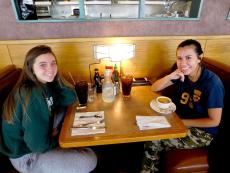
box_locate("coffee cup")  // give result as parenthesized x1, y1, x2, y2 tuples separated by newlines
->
(156, 96, 172, 109)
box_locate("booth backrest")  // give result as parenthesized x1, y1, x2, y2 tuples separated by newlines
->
(0, 65, 22, 115)
(202, 58, 230, 120)
(204, 58, 230, 172)
(0, 65, 21, 173)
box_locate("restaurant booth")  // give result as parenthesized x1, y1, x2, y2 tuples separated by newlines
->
(0, 36, 229, 172)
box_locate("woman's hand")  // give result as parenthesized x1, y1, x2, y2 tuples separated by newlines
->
(152, 69, 185, 92)
(168, 69, 185, 82)
(52, 128, 59, 137)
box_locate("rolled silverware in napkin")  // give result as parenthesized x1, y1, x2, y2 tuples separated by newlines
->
(72, 126, 105, 130)
(73, 120, 105, 128)
(78, 114, 102, 119)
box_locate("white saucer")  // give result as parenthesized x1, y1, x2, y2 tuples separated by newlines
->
(150, 99, 176, 114)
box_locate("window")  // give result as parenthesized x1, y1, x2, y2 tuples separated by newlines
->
(11, 0, 203, 22)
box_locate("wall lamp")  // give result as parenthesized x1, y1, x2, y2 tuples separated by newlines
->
(93, 43, 135, 62)
(89, 43, 135, 84)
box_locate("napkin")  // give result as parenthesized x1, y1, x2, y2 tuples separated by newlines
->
(136, 115, 171, 130)
(71, 111, 105, 136)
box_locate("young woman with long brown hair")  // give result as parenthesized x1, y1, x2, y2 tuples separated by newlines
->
(1, 45, 97, 173)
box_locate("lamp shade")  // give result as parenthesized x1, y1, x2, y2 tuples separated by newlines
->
(94, 44, 135, 61)
(94, 45, 110, 60)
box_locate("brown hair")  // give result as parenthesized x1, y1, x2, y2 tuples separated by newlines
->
(3, 45, 73, 123)
(177, 39, 203, 60)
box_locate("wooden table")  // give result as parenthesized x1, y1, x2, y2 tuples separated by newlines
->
(59, 86, 188, 148)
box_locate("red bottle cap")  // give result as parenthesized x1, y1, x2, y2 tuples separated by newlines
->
(105, 65, 113, 70)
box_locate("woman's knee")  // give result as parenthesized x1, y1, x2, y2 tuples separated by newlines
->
(82, 148, 98, 172)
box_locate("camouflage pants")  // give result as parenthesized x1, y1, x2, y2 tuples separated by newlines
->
(141, 127, 213, 173)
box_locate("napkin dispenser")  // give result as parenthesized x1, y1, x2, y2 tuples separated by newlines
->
(132, 77, 152, 86)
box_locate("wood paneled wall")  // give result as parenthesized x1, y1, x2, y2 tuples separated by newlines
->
(0, 36, 230, 83)
(0, 45, 12, 67)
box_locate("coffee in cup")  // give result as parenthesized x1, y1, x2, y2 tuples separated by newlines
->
(156, 96, 172, 109)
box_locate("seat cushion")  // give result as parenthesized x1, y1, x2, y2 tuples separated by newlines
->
(164, 148, 208, 173)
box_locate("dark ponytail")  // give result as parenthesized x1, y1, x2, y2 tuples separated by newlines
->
(177, 39, 203, 56)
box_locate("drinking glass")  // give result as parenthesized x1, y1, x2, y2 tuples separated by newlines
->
(88, 83, 96, 102)
(75, 81, 88, 107)
(121, 75, 133, 97)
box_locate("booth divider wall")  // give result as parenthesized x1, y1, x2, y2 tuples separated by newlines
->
(0, 36, 230, 82)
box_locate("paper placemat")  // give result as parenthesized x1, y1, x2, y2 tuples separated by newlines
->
(71, 111, 105, 136)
